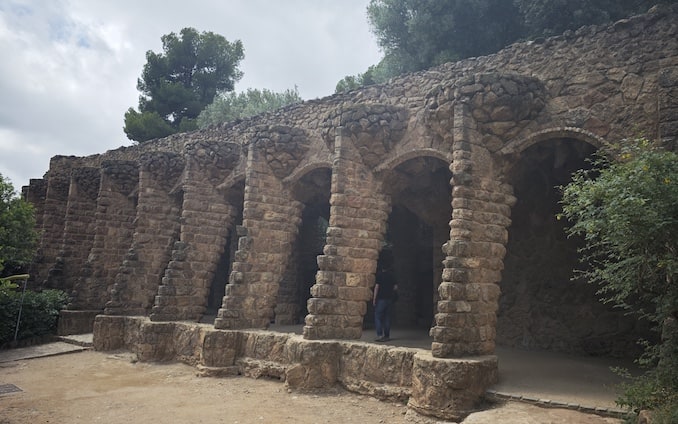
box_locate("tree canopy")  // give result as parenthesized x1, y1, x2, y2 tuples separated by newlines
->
(124, 27, 244, 142)
(367, 0, 524, 74)
(516, 0, 664, 38)
(0, 174, 37, 277)
(197, 87, 302, 129)
(560, 138, 677, 421)
(337, 0, 676, 92)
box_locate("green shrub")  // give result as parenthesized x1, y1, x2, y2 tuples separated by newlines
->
(560, 137, 678, 421)
(0, 279, 68, 346)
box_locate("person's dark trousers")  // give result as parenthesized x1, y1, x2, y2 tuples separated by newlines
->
(374, 299, 392, 340)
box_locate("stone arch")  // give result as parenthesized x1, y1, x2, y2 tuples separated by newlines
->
(275, 166, 332, 325)
(498, 127, 608, 157)
(375, 154, 453, 335)
(203, 177, 245, 321)
(283, 161, 333, 186)
(498, 134, 648, 357)
(373, 148, 452, 176)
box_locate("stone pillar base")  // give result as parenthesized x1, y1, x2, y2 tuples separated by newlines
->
(57, 310, 101, 335)
(92, 315, 128, 351)
(408, 352, 498, 422)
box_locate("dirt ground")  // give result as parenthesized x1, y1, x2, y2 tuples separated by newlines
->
(0, 350, 623, 424)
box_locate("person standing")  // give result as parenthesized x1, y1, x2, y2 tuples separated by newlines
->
(373, 256, 397, 342)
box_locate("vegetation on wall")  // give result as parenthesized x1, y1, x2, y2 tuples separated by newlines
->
(197, 87, 302, 129)
(124, 27, 245, 142)
(0, 173, 66, 346)
(0, 173, 37, 277)
(336, 0, 678, 92)
(0, 279, 68, 346)
(560, 138, 678, 422)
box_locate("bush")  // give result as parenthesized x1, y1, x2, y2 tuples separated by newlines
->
(560, 137, 678, 421)
(0, 279, 69, 346)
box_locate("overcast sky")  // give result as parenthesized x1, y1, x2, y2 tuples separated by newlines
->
(0, 0, 382, 190)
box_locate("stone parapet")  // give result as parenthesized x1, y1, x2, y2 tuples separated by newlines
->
(93, 315, 496, 422)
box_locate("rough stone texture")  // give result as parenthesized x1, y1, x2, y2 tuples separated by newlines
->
(94, 315, 492, 420)
(60, 167, 100, 306)
(105, 152, 184, 316)
(151, 141, 241, 322)
(57, 310, 100, 335)
(23, 7, 678, 421)
(74, 160, 138, 313)
(409, 352, 498, 421)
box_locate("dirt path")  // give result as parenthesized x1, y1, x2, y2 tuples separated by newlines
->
(0, 350, 623, 424)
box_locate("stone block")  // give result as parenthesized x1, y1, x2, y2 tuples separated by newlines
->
(58, 310, 101, 335)
(408, 352, 498, 421)
(309, 283, 338, 298)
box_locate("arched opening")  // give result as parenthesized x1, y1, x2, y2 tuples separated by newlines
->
(204, 180, 245, 319)
(275, 167, 331, 325)
(499, 138, 648, 357)
(375, 156, 452, 336)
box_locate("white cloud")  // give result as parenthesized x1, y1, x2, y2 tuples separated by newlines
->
(0, 0, 381, 189)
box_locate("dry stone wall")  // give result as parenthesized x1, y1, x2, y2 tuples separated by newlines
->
(22, 6, 678, 420)
(75, 160, 139, 310)
(59, 167, 100, 303)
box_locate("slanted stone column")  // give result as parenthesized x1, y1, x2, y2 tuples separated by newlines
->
(274, 239, 301, 325)
(71, 160, 138, 310)
(303, 127, 390, 340)
(105, 152, 183, 316)
(659, 65, 678, 148)
(38, 157, 79, 289)
(60, 161, 138, 335)
(58, 167, 100, 299)
(215, 137, 303, 329)
(23, 179, 47, 289)
(431, 102, 516, 358)
(23, 179, 47, 231)
(152, 141, 241, 322)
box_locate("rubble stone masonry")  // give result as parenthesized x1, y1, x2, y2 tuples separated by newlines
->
(24, 6, 678, 420)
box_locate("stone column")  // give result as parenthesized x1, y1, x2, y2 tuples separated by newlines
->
(152, 141, 241, 322)
(274, 238, 301, 325)
(431, 103, 516, 358)
(59, 167, 100, 299)
(23, 178, 47, 231)
(38, 157, 78, 289)
(303, 127, 390, 340)
(23, 179, 47, 289)
(214, 140, 303, 329)
(72, 160, 138, 310)
(659, 65, 678, 148)
(105, 152, 183, 316)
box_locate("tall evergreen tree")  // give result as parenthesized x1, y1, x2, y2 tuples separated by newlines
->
(124, 28, 244, 142)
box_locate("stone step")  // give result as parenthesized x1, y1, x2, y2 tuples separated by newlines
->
(57, 333, 94, 348)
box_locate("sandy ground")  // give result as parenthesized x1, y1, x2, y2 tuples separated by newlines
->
(0, 350, 624, 424)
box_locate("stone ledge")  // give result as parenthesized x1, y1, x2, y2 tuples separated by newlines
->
(58, 310, 101, 336)
(93, 315, 497, 421)
(485, 389, 632, 419)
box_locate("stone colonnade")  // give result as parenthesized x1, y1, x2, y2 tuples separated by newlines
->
(21, 6, 678, 420)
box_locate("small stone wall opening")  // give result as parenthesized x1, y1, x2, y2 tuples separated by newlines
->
(376, 157, 452, 335)
(204, 182, 244, 321)
(276, 167, 331, 325)
(499, 138, 650, 357)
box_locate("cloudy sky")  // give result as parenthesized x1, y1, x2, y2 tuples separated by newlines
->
(0, 0, 382, 190)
